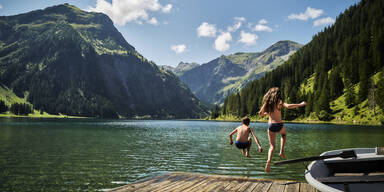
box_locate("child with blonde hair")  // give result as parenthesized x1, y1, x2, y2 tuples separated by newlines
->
(259, 87, 306, 173)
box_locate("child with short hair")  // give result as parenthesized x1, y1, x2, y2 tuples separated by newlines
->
(258, 87, 306, 173)
(229, 116, 263, 157)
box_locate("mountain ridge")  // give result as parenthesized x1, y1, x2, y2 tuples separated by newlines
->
(177, 40, 302, 104)
(0, 3, 207, 118)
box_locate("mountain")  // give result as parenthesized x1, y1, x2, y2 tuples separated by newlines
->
(0, 4, 207, 118)
(178, 40, 302, 104)
(221, 0, 384, 124)
(162, 62, 200, 76)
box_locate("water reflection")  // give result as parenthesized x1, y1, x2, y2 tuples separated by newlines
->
(0, 119, 383, 191)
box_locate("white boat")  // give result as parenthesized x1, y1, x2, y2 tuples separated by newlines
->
(305, 148, 384, 192)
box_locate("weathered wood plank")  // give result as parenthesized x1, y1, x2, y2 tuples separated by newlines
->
(193, 178, 226, 191)
(183, 178, 218, 192)
(135, 174, 187, 192)
(299, 182, 316, 192)
(284, 181, 300, 192)
(154, 175, 200, 192)
(251, 180, 272, 192)
(268, 180, 286, 192)
(236, 181, 254, 192)
(109, 174, 173, 192)
(171, 176, 210, 191)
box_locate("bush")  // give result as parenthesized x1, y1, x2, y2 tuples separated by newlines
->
(317, 110, 333, 121)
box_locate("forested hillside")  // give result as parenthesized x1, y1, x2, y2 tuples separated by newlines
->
(220, 0, 384, 124)
(0, 4, 207, 118)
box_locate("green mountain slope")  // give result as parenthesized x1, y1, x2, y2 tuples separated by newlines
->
(178, 40, 302, 104)
(221, 0, 384, 124)
(0, 4, 207, 118)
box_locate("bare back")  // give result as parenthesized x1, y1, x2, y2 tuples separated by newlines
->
(236, 125, 251, 142)
(266, 101, 283, 123)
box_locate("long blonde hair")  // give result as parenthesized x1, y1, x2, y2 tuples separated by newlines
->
(262, 87, 282, 113)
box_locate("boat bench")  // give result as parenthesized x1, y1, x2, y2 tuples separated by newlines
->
(317, 175, 384, 183)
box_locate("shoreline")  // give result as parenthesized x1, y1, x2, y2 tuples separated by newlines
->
(0, 114, 383, 126)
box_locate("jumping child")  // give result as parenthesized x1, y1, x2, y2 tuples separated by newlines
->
(229, 116, 263, 157)
(258, 87, 306, 173)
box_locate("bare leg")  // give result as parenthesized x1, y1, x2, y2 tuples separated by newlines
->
(279, 126, 287, 159)
(246, 137, 252, 157)
(241, 149, 246, 155)
(265, 130, 276, 173)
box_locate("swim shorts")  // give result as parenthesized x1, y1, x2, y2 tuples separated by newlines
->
(235, 141, 250, 149)
(268, 123, 284, 133)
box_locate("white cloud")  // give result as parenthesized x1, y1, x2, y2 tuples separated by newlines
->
(0, 4, 3, 9)
(234, 17, 246, 22)
(162, 4, 172, 13)
(254, 19, 272, 32)
(214, 32, 232, 52)
(227, 17, 246, 32)
(255, 24, 272, 32)
(239, 31, 257, 46)
(258, 18, 268, 25)
(171, 44, 186, 54)
(147, 17, 158, 25)
(87, 0, 172, 26)
(197, 22, 217, 37)
(313, 17, 335, 27)
(288, 7, 323, 20)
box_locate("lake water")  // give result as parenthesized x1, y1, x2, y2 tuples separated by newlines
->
(0, 119, 383, 191)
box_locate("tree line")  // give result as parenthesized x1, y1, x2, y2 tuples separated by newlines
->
(219, 0, 384, 121)
(0, 100, 34, 115)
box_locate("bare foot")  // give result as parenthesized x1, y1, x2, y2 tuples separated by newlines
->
(242, 149, 246, 155)
(265, 161, 271, 173)
(246, 151, 251, 157)
(279, 152, 286, 159)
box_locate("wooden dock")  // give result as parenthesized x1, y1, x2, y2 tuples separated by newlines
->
(108, 172, 318, 192)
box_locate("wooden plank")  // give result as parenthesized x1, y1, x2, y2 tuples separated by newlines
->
(170, 176, 210, 191)
(252, 180, 272, 192)
(210, 179, 232, 192)
(299, 183, 316, 192)
(224, 179, 242, 191)
(194, 178, 226, 191)
(267, 180, 286, 192)
(110, 174, 173, 192)
(236, 181, 255, 192)
(284, 181, 300, 192)
(242, 182, 260, 192)
(183, 177, 217, 192)
(154, 175, 200, 192)
(136, 174, 187, 192)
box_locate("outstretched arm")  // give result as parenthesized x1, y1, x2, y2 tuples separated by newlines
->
(283, 101, 307, 109)
(250, 128, 263, 152)
(229, 129, 237, 145)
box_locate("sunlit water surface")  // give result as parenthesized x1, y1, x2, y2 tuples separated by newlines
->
(0, 118, 383, 191)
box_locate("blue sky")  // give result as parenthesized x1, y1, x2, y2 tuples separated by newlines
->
(0, 0, 360, 67)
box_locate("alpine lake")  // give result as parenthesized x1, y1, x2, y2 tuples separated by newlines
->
(0, 118, 383, 191)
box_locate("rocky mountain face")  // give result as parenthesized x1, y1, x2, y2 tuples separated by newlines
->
(0, 4, 207, 118)
(162, 62, 200, 76)
(178, 41, 302, 104)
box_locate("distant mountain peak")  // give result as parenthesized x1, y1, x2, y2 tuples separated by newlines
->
(179, 40, 303, 104)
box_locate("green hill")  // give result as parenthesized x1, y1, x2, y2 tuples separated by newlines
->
(0, 4, 207, 118)
(220, 0, 384, 125)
